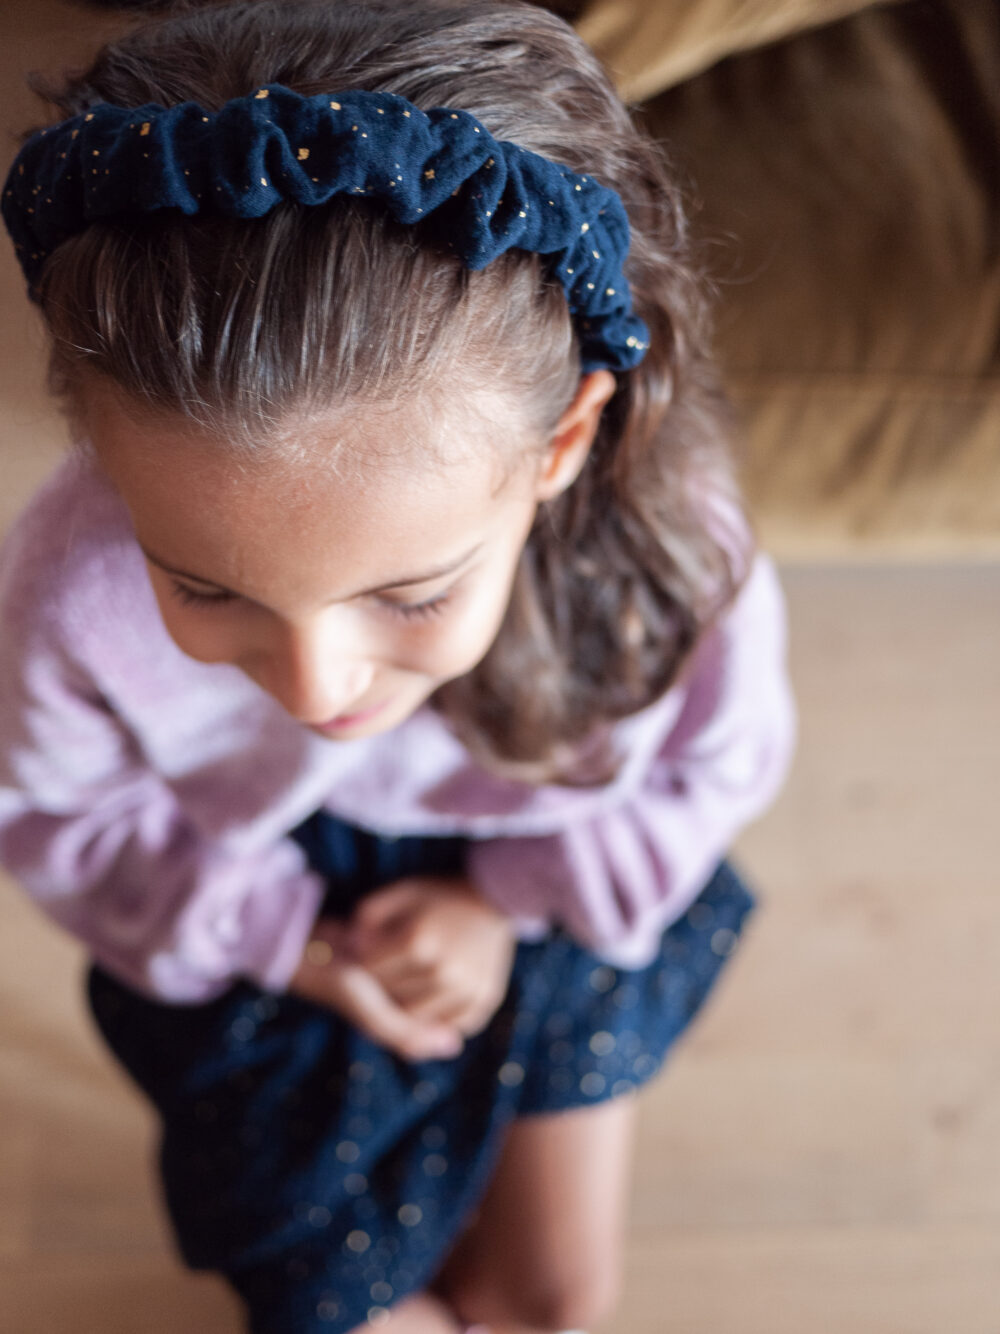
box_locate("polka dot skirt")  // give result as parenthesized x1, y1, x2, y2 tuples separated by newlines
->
(85, 811, 757, 1334)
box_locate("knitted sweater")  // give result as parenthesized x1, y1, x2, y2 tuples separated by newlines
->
(0, 455, 797, 1002)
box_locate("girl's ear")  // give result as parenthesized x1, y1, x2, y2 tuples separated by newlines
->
(534, 369, 617, 502)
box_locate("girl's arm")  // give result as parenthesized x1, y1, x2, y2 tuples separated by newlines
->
(0, 609, 325, 1004)
(0, 626, 476, 1060)
(464, 552, 797, 965)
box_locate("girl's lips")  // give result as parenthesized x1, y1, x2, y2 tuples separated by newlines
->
(315, 696, 392, 731)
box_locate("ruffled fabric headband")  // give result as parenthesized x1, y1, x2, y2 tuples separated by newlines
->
(1, 83, 650, 372)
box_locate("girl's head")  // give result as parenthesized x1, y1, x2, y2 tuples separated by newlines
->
(86, 366, 616, 742)
(16, 0, 752, 783)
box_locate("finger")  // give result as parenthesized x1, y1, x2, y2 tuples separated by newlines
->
(457, 1002, 503, 1039)
(401, 989, 478, 1026)
(404, 986, 506, 1037)
(351, 929, 422, 971)
(379, 972, 440, 1005)
(351, 883, 425, 933)
(347, 899, 428, 966)
(333, 964, 464, 1062)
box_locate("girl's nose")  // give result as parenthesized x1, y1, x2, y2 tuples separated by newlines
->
(259, 620, 376, 724)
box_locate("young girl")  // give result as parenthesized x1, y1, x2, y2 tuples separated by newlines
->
(0, 2, 796, 1332)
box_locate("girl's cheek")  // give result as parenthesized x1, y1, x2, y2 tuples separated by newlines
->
(408, 585, 510, 678)
(152, 596, 245, 665)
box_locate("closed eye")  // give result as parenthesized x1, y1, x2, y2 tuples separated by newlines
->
(168, 579, 456, 620)
(380, 589, 455, 620)
(169, 581, 235, 609)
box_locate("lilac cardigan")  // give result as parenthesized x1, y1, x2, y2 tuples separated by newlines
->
(0, 455, 797, 1002)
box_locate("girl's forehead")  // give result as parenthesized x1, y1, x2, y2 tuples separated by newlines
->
(82, 384, 540, 593)
(82, 381, 535, 501)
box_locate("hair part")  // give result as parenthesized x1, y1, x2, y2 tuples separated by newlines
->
(30, 0, 754, 785)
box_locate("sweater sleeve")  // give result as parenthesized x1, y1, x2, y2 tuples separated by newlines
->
(465, 552, 797, 966)
(0, 565, 325, 1005)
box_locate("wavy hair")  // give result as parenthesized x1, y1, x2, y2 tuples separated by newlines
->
(27, 0, 755, 785)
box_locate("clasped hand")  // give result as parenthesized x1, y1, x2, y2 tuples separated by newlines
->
(288, 876, 516, 1063)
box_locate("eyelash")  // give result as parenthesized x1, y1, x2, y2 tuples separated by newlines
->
(169, 583, 235, 609)
(387, 589, 454, 620)
(168, 581, 454, 620)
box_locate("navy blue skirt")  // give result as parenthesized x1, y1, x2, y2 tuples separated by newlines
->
(85, 813, 758, 1334)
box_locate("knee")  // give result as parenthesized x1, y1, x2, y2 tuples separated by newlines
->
(515, 1267, 622, 1332)
(451, 1257, 622, 1332)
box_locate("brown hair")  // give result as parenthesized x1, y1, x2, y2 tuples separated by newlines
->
(28, 0, 754, 785)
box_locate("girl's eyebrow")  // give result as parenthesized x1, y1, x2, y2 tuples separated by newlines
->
(138, 541, 485, 600)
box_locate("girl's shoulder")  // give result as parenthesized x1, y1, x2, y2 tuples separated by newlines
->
(0, 451, 144, 652)
(670, 544, 790, 721)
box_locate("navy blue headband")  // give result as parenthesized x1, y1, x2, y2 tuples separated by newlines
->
(1, 84, 650, 372)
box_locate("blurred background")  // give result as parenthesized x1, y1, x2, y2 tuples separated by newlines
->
(1, 0, 998, 1330)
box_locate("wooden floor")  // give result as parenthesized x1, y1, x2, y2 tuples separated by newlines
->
(3, 3, 1000, 1333)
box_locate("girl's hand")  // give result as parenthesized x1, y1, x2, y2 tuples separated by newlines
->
(288, 917, 466, 1064)
(346, 876, 516, 1039)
